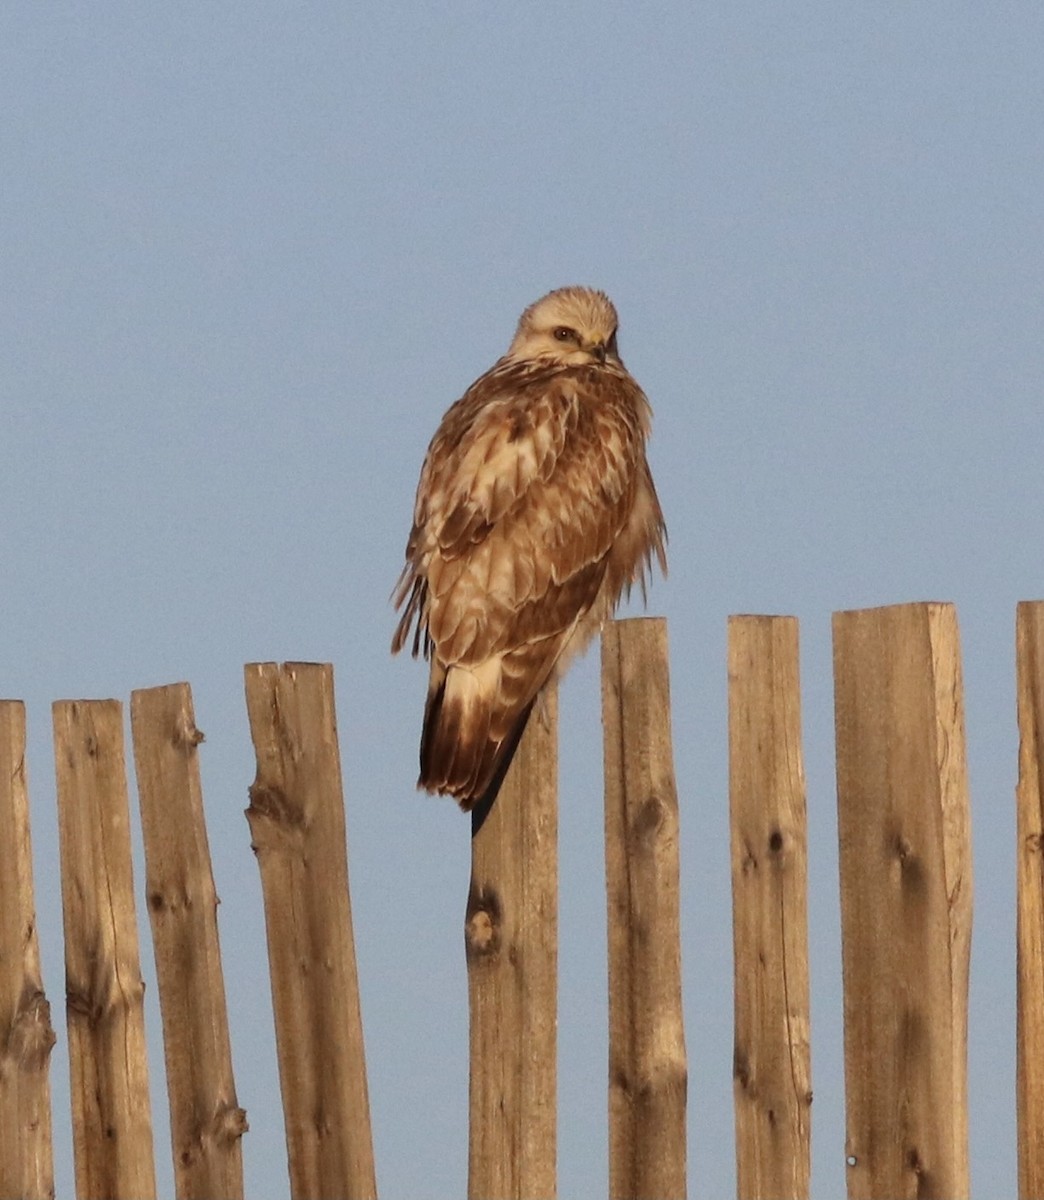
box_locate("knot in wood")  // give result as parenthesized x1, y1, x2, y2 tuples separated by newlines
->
(149, 885, 191, 915)
(905, 1145, 927, 1180)
(733, 1045, 754, 1092)
(466, 908, 497, 957)
(178, 1142, 201, 1169)
(174, 713, 205, 749)
(464, 885, 501, 960)
(210, 1101, 249, 1142)
(247, 783, 302, 828)
(632, 792, 668, 844)
(9, 990, 56, 1069)
(896, 842, 925, 893)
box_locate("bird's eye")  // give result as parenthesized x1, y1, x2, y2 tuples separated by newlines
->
(553, 326, 576, 343)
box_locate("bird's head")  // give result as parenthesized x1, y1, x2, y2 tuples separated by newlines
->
(505, 286, 622, 367)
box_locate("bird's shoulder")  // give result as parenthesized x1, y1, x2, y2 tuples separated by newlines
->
(422, 357, 647, 488)
(429, 357, 572, 451)
(407, 358, 649, 576)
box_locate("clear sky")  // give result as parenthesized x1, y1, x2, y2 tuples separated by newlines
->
(3, 2, 1042, 1196)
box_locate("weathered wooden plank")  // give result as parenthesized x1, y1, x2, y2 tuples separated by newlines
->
(465, 684, 557, 1200)
(0, 701, 56, 1200)
(243, 662, 376, 1200)
(130, 683, 247, 1200)
(1016, 601, 1044, 1199)
(52, 699, 157, 1200)
(602, 617, 686, 1200)
(728, 616, 811, 1199)
(832, 603, 972, 1200)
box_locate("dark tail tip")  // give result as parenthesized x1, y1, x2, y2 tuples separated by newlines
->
(467, 700, 536, 836)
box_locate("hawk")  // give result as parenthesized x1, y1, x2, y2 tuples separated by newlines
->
(392, 286, 666, 810)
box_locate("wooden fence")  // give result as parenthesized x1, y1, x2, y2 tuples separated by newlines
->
(1, 601, 1043, 1199)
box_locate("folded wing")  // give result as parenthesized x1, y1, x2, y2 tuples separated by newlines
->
(393, 359, 666, 808)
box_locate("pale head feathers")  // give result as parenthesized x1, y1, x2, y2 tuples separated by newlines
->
(505, 286, 622, 367)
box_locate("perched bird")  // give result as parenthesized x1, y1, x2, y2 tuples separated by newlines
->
(392, 286, 666, 810)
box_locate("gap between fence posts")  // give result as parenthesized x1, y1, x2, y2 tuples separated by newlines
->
(130, 683, 248, 1200)
(1016, 600, 1044, 1200)
(0, 700, 55, 1200)
(727, 616, 811, 1200)
(465, 684, 558, 1200)
(602, 617, 686, 1200)
(832, 603, 972, 1200)
(243, 662, 376, 1200)
(52, 699, 157, 1200)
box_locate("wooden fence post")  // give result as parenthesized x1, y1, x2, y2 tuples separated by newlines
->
(131, 683, 248, 1200)
(465, 684, 558, 1200)
(832, 603, 972, 1200)
(727, 616, 811, 1199)
(1016, 600, 1044, 1199)
(52, 699, 157, 1200)
(243, 662, 376, 1200)
(602, 618, 686, 1200)
(0, 701, 55, 1200)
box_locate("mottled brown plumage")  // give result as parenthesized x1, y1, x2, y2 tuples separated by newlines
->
(392, 286, 666, 809)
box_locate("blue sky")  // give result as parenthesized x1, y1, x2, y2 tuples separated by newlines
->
(3, 2, 1042, 1195)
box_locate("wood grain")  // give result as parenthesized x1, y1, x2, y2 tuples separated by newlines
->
(131, 683, 247, 1200)
(602, 618, 686, 1200)
(1016, 601, 1044, 1199)
(466, 684, 557, 1200)
(832, 603, 972, 1200)
(53, 699, 157, 1200)
(0, 701, 55, 1200)
(728, 616, 811, 1199)
(244, 662, 376, 1200)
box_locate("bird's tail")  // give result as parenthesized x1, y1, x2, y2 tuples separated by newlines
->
(419, 657, 533, 811)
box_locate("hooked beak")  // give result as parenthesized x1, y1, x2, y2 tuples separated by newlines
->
(587, 342, 607, 364)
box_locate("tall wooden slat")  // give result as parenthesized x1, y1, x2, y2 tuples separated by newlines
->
(727, 616, 811, 1199)
(130, 683, 248, 1200)
(602, 618, 686, 1200)
(832, 603, 972, 1200)
(52, 699, 157, 1200)
(1016, 600, 1044, 1199)
(466, 685, 558, 1200)
(243, 662, 376, 1200)
(0, 701, 56, 1200)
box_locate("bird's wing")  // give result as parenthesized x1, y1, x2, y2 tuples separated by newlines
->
(393, 360, 656, 668)
(394, 358, 666, 805)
